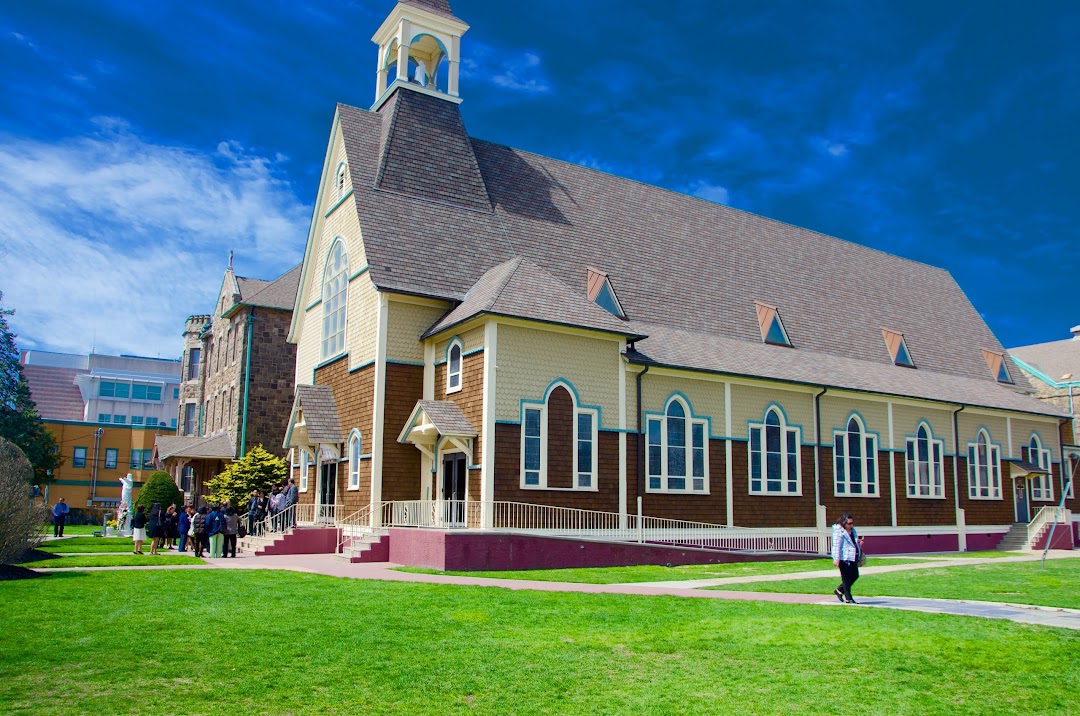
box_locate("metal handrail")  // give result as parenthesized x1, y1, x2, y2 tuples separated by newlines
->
(336, 506, 375, 553)
(1027, 505, 1070, 548)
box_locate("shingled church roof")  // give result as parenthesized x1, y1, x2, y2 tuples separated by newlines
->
(327, 86, 1062, 417)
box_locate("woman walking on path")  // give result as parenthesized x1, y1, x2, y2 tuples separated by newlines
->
(831, 513, 864, 604)
(131, 505, 148, 554)
(146, 503, 163, 556)
(192, 506, 208, 558)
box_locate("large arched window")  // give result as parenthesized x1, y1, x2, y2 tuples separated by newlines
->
(967, 429, 1001, 499)
(321, 239, 348, 359)
(833, 415, 878, 497)
(646, 395, 708, 493)
(906, 422, 945, 498)
(1026, 434, 1053, 501)
(520, 381, 598, 490)
(749, 406, 801, 495)
(348, 429, 363, 491)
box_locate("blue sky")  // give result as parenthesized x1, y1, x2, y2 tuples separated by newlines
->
(2, 0, 1078, 359)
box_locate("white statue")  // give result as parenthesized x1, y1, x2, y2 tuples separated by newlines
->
(413, 59, 428, 87)
(119, 474, 134, 532)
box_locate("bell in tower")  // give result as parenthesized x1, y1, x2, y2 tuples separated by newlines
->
(372, 1, 469, 105)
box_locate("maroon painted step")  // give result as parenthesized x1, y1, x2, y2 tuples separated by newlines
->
(257, 527, 339, 555)
(343, 534, 390, 563)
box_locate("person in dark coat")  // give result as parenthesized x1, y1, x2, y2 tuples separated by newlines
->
(163, 504, 179, 550)
(131, 505, 148, 554)
(51, 497, 70, 537)
(178, 506, 192, 552)
(192, 506, 208, 558)
(147, 503, 163, 556)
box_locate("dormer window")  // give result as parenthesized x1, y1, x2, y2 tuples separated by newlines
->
(755, 302, 791, 347)
(981, 349, 1013, 384)
(586, 267, 625, 319)
(882, 328, 915, 368)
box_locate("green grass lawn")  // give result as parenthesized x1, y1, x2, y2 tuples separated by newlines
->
(713, 557, 1080, 608)
(395, 556, 929, 584)
(38, 525, 105, 536)
(0, 570, 1077, 715)
(37, 537, 137, 554)
(18, 554, 205, 569)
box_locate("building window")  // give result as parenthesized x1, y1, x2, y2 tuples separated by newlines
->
(131, 416, 144, 426)
(98, 413, 110, 424)
(981, 349, 1013, 384)
(586, 268, 626, 319)
(180, 466, 193, 492)
(906, 422, 945, 498)
(72, 447, 87, 468)
(112, 414, 126, 424)
(170, 419, 177, 428)
(755, 302, 792, 347)
(184, 404, 197, 436)
(882, 328, 915, 368)
(348, 430, 362, 490)
(129, 449, 154, 470)
(446, 339, 463, 394)
(833, 415, 879, 497)
(187, 348, 201, 380)
(336, 162, 348, 199)
(520, 381, 598, 490)
(145, 418, 158, 427)
(1026, 435, 1054, 501)
(300, 450, 310, 492)
(321, 239, 348, 359)
(130, 384, 162, 401)
(173, 388, 180, 399)
(967, 429, 1002, 499)
(646, 395, 708, 493)
(104, 448, 118, 470)
(749, 406, 801, 495)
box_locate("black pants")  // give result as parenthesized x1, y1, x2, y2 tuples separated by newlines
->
(53, 515, 66, 537)
(194, 533, 207, 557)
(837, 560, 860, 601)
(224, 533, 237, 557)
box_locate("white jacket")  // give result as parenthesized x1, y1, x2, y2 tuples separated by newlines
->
(831, 524, 860, 562)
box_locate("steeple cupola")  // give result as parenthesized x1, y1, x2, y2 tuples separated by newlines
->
(372, 0, 469, 108)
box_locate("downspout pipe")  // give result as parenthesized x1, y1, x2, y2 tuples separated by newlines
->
(813, 386, 828, 514)
(240, 309, 255, 458)
(951, 404, 966, 551)
(636, 363, 650, 542)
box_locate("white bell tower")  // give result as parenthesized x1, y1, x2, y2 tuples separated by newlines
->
(372, 1, 469, 108)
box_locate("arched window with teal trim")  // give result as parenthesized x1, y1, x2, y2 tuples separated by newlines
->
(906, 422, 945, 498)
(645, 395, 708, 493)
(833, 415, 878, 497)
(749, 406, 801, 495)
(1026, 434, 1053, 501)
(348, 429, 363, 491)
(967, 429, 1001, 499)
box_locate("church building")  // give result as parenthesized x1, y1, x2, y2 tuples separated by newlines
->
(281, 0, 1077, 565)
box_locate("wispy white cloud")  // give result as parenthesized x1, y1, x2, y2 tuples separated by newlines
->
(689, 182, 730, 206)
(461, 42, 551, 94)
(0, 119, 310, 358)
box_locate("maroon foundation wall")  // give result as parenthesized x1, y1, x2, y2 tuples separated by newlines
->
(1033, 525, 1075, 550)
(258, 527, 338, 555)
(863, 533, 960, 554)
(386, 528, 818, 571)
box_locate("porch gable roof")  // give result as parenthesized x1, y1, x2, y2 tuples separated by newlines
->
(154, 434, 235, 461)
(398, 400, 478, 444)
(283, 384, 343, 448)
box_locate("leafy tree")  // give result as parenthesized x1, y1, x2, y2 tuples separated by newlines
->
(0, 293, 60, 484)
(0, 437, 47, 564)
(135, 470, 183, 510)
(205, 445, 286, 511)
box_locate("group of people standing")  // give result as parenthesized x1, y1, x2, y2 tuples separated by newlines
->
(130, 503, 183, 555)
(129, 501, 241, 558)
(245, 478, 298, 535)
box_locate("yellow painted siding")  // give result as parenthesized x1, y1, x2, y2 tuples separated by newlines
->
(820, 395, 888, 440)
(495, 324, 621, 428)
(347, 277, 380, 371)
(386, 300, 446, 364)
(1010, 417, 1061, 457)
(640, 374, 726, 436)
(958, 412, 1008, 449)
(435, 326, 485, 361)
(890, 402, 954, 445)
(730, 383, 814, 440)
(295, 124, 372, 384)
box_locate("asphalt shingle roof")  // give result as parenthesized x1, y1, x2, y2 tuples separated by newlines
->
(155, 434, 235, 460)
(332, 87, 1061, 418)
(414, 400, 477, 437)
(292, 385, 343, 443)
(21, 364, 87, 421)
(400, 0, 460, 21)
(240, 263, 302, 311)
(1009, 338, 1080, 386)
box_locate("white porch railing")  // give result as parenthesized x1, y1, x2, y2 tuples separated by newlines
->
(336, 505, 376, 554)
(365, 500, 824, 554)
(1026, 505, 1071, 547)
(296, 503, 344, 526)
